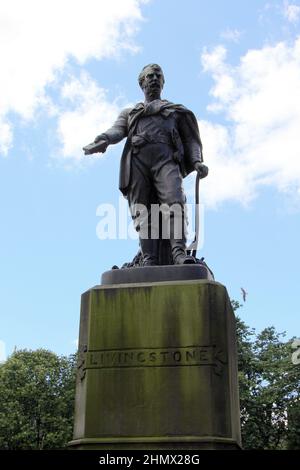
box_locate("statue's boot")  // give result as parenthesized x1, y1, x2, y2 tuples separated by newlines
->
(140, 238, 159, 266)
(168, 212, 196, 265)
(170, 239, 196, 265)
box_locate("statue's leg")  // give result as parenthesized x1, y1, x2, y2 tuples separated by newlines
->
(152, 145, 195, 265)
(127, 149, 159, 266)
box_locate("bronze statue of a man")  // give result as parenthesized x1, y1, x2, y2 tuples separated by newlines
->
(84, 64, 208, 266)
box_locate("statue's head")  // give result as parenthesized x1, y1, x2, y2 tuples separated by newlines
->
(138, 64, 165, 96)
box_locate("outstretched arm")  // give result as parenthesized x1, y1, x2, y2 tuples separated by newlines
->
(83, 108, 131, 155)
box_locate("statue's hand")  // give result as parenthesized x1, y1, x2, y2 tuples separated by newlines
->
(194, 162, 209, 179)
(94, 134, 105, 144)
(83, 139, 108, 155)
(93, 139, 108, 153)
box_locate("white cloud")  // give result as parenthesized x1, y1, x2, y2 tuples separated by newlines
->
(283, 1, 300, 23)
(200, 38, 300, 208)
(194, 120, 254, 208)
(220, 28, 242, 43)
(0, 120, 13, 156)
(202, 46, 236, 104)
(0, 0, 145, 156)
(56, 72, 122, 161)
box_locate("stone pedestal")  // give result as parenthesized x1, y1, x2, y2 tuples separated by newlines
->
(69, 280, 242, 450)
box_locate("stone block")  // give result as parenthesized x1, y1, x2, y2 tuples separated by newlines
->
(69, 280, 241, 450)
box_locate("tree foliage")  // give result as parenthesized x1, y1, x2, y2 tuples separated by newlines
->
(233, 301, 300, 449)
(0, 349, 76, 449)
(0, 307, 299, 450)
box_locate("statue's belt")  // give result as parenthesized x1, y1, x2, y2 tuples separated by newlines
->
(131, 133, 173, 149)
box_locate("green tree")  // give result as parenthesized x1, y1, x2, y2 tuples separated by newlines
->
(0, 349, 76, 449)
(232, 301, 300, 449)
(287, 400, 300, 449)
(0, 310, 299, 450)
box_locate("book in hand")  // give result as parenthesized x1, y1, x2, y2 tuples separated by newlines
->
(83, 141, 107, 155)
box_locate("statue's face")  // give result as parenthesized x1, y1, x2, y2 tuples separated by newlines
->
(142, 66, 164, 95)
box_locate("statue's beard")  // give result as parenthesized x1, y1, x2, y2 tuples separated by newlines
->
(143, 82, 162, 98)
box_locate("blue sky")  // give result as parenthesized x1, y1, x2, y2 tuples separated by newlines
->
(1, 0, 300, 361)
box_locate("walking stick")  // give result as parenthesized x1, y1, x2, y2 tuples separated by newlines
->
(186, 172, 201, 258)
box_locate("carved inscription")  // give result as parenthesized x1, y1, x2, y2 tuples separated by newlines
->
(78, 345, 226, 379)
(77, 344, 88, 381)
